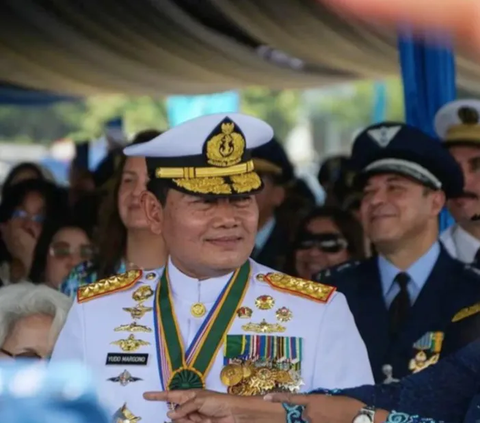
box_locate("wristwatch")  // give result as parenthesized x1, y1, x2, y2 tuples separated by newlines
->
(352, 406, 376, 423)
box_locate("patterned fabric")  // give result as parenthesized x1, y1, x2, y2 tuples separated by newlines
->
(60, 260, 126, 298)
(312, 339, 480, 423)
(283, 402, 307, 423)
(386, 411, 439, 423)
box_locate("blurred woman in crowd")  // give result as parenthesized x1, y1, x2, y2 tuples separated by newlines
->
(284, 207, 365, 279)
(0, 180, 69, 285)
(30, 221, 95, 290)
(60, 130, 168, 298)
(0, 282, 71, 360)
(1, 162, 46, 199)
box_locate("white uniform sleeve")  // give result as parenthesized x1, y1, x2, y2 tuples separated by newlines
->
(312, 292, 374, 389)
(50, 299, 86, 363)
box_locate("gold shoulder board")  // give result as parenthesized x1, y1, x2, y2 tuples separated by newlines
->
(256, 273, 336, 303)
(77, 270, 142, 303)
(452, 302, 480, 322)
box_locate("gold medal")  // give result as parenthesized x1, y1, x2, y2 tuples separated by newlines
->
(255, 295, 275, 310)
(146, 272, 156, 280)
(220, 363, 244, 387)
(190, 302, 207, 318)
(242, 362, 253, 379)
(276, 307, 293, 322)
(275, 369, 293, 384)
(132, 285, 154, 302)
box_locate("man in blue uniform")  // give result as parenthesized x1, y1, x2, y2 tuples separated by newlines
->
(315, 122, 480, 383)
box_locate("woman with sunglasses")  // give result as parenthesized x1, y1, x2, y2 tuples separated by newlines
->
(0, 282, 71, 360)
(284, 207, 366, 280)
(0, 179, 69, 285)
(29, 221, 96, 290)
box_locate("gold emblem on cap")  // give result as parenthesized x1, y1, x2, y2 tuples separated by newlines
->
(241, 319, 286, 334)
(236, 306, 253, 319)
(276, 307, 293, 323)
(132, 285, 154, 303)
(123, 304, 153, 320)
(458, 106, 479, 124)
(114, 322, 152, 333)
(111, 334, 150, 352)
(255, 295, 275, 310)
(206, 120, 245, 167)
(220, 363, 244, 387)
(190, 302, 207, 318)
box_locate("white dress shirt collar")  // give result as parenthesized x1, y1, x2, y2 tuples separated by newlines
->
(166, 256, 234, 303)
(452, 225, 480, 263)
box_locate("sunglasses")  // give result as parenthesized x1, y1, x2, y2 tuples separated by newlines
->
(49, 242, 97, 260)
(0, 348, 46, 360)
(296, 232, 348, 254)
(11, 209, 45, 223)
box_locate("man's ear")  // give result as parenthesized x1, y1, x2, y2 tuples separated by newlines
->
(272, 185, 286, 208)
(431, 189, 446, 217)
(141, 191, 163, 235)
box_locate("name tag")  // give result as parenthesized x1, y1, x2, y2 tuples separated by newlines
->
(106, 353, 149, 365)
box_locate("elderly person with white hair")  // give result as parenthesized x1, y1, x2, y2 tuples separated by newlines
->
(0, 282, 71, 360)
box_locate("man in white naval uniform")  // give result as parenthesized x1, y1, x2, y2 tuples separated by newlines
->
(435, 100, 480, 263)
(50, 113, 373, 423)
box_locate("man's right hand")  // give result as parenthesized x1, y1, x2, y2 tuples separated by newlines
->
(144, 390, 285, 423)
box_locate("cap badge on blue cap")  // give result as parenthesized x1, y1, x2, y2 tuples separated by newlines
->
(367, 126, 401, 148)
(206, 119, 245, 167)
(458, 106, 479, 125)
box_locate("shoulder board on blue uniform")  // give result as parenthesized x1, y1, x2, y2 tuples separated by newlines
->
(312, 260, 361, 283)
(452, 301, 480, 322)
(256, 272, 336, 303)
(463, 263, 480, 278)
(77, 270, 142, 303)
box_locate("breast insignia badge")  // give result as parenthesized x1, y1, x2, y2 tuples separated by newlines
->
(236, 306, 253, 319)
(113, 403, 141, 423)
(107, 369, 143, 386)
(276, 307, 292, 322)
(111, 334, 150, 352)
(241, 319, 286, 334)
(132, 285, 154, 303)
(123, 304, 153, 320)
(409, 332, 443, 373)
(255, 295, 275, 310)
(114, 322, 152, 333)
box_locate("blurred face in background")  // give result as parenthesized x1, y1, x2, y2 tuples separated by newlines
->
(254, 173, 285, 229)
(447, 145, 480, 223)
(0, 191, 46, 253)
(118, 157, 150, 230)
(9, 168, 42, 187)
(0, 314, 54, 360)
(294, 217, 350, 279)
(45, 226, 95, 289)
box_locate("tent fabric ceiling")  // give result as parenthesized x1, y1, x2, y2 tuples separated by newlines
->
(0, 0, 479, 96)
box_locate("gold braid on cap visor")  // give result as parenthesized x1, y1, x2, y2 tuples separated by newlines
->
(155, 160, 262, 195)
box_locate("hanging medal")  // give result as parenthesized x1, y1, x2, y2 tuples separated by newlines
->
(154, 261, 251, 391)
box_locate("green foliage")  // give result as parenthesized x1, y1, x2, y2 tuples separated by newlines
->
(240, 87, 301, 142)
(0, 81, 404, 147)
